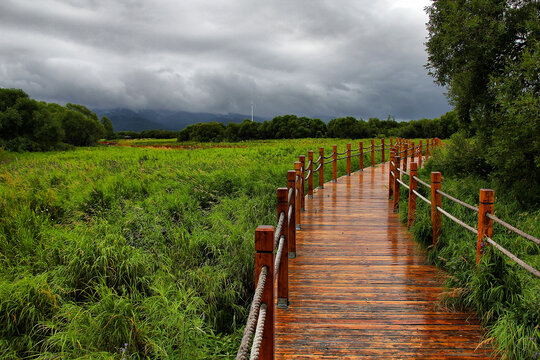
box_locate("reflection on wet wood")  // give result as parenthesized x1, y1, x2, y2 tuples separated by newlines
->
(275, 163, 493, 359)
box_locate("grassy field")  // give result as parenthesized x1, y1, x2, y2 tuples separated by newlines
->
(0, 138, 388, 359)
(398, 149, 540, 359)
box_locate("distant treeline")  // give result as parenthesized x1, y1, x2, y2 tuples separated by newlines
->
(0, 88, 113, 151)
(1, 87, 459, 151)
(177, 112, 459, 142)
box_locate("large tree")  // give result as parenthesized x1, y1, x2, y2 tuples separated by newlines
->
(425, 0, 539, 133)
(425, 0, 539, 203)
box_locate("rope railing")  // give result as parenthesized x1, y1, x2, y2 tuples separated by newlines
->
(288, 187, 294, 203)
(274, 211, 285, 248)
(436, 189, 479, 213)
(315, 155, 322, 163)
(396, 178, 409, 190)
(336, 150, 348, 156)
(413, 175, 431, 189)
(313, 162, 322, 173)
(236, 266, 268, 360)
(288, 204, 293, 223)
(304, 169, 312, 180)
(388, 139, 539, 284)
(249, 303, 267, 360)
(437, 206, 478, 234)
(323, 152, 335, 160)
(274, 235, 285, 275)
(486, 213, 540, 246)
(413, 189, 431, 205)
(337, 156, 348, 161)
(484, 236, 540, 279)
(396, 167, 410, 176)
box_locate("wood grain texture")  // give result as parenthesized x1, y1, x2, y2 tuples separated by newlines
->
(275, 163, 493, 359)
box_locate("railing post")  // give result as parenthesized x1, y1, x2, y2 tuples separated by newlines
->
(299, 155, 306, 211)
(403, 142, 408, 173)
(254, 226, 275, 360)
(425, 138, 429, 158)
(393, 155, 401, 212)
(408, 163, 418, 228)
(381, 138, 385, 163)
(287, 171, 296, 258)
(308, 151, 314, 198)
(388, 148, 395, 199)
(418, 140, 422, 168)
(294, 162, 302, 230)
(332, 145, 337, 182)
(390, 138, 393, 148)
(371, 139, 375, 167)
(318, 148, 324, 189)
(346, 143, 351, 176)
(476, 189, 495, 264)
(431, 172, 442, 245)
(276, 188, 289, 308)
(359, 141, 364, 171)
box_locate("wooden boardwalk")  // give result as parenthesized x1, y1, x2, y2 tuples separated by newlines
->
(275, 163, 492, 359)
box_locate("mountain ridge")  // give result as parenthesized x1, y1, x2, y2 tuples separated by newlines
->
(92, 108, 267, 132)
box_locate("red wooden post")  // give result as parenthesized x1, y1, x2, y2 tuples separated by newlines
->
(346, 143, 351, 176)
(408, 163, 418, 228)
(388, 148, 395, 199)
(276, 188, 289, 308)
(390, 138, 393, 148)
(393, 155, 401, 212)
(294, 162, 302, 230)
(381, 138, 385, 163)
(308, 150, 314, 198)
(371, 139, 375, 167)
(426, 138, 429, 158)
(403, 142, 408, 173)
(476, 189, 495, 264)
(431, 172, 442, 245)
(287, 170, 296, 258)
(299, 155, 306, 211)
(318, 148, 324, 189)
(418, 140, 422, 168)
(332, 145, 337, 182)
(254, 226, 275, 360)
(359, 141, 364, 171)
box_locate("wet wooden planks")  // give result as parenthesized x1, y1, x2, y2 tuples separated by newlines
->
(275, 163, 492, 359)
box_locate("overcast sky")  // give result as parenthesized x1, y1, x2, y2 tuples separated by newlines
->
(0, 0, 450, 120)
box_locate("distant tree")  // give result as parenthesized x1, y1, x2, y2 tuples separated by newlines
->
(0, 89, 63, 151)
(238, 119, 261, 140)
(61, 110, 104, 146)
(101, 116, 114, 139)
(225, 123, 241, 141)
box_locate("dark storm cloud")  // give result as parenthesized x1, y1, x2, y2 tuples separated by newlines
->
(0, 0, 450, 119)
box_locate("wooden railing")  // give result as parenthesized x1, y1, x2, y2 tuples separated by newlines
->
(388, 140, 540, 279)
(235, 138, 442, 360)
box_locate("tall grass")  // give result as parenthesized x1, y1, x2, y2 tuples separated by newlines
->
(397, 150, 540, 360)
(0, 138, 385, 358)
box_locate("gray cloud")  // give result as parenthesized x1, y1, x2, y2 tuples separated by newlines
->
(0, 0, 450, 120)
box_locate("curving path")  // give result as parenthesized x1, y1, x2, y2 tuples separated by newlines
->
(275, 163, 493, 359)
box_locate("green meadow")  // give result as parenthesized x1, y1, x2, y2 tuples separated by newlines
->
(0, 139, 384, 359)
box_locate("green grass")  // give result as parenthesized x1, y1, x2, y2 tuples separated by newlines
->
(0, 138, 389, 359)
(397, 152, 540, 360)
